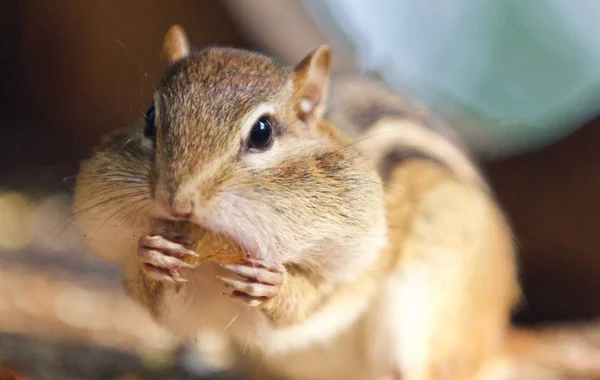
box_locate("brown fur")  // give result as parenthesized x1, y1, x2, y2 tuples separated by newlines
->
(75, 25, 384, 326)
(329, 81, 600, 379)
(386, 159, 517, 379)
(259, 264, 333, 326)
(154, 47, 289, 200)
(74, 25, 600, 380)
(327, 75, 465, 148)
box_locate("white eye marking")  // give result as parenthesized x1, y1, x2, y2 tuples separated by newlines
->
(245, 139, 320, 169)
(239, 103, 276, 140)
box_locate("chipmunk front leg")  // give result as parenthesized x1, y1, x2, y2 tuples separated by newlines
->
(137, 233, 200, 283)
(138, 230, 323, 328)
(219, 260, 330, 327)
(218, 259, 286, 307)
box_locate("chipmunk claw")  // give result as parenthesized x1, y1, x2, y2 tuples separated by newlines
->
(138, 234, 198, 283)
(219, 258, 286, 306)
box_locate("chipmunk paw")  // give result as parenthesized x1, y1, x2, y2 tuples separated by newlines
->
(219, 258, 286, 307)
(138, 233, 198, 283)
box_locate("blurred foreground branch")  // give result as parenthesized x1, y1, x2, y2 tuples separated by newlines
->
(0, 332, 236, 380)
(0, 248, 238, 380)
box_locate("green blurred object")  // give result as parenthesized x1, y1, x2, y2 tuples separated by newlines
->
(303, 0, 600, 157)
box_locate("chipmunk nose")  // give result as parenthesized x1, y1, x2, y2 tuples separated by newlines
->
(156, 184, 197, 220)
(169, 197, 194, 219)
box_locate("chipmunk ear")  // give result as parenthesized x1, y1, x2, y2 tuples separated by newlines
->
(162, 25, 190, 65)
(293, 45, 332, 124)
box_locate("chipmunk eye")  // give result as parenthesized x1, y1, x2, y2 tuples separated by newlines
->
(144, 106, 155, 139)
(248, 116, 273, 150)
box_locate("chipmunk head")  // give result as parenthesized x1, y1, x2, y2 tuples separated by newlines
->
(145, 25, 383, 271)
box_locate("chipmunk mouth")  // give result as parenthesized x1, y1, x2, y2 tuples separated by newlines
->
(194, 196, 266, 261)
(221, 231, 261, 260)
(191, 218, 261, 261)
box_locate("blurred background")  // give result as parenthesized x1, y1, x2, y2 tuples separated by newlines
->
(1, 0, 600, 378)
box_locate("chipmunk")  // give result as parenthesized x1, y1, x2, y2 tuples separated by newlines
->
(74, 25, 600, 380)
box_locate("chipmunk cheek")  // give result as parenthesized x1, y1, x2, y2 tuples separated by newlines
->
(208, 194, 283, 258)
